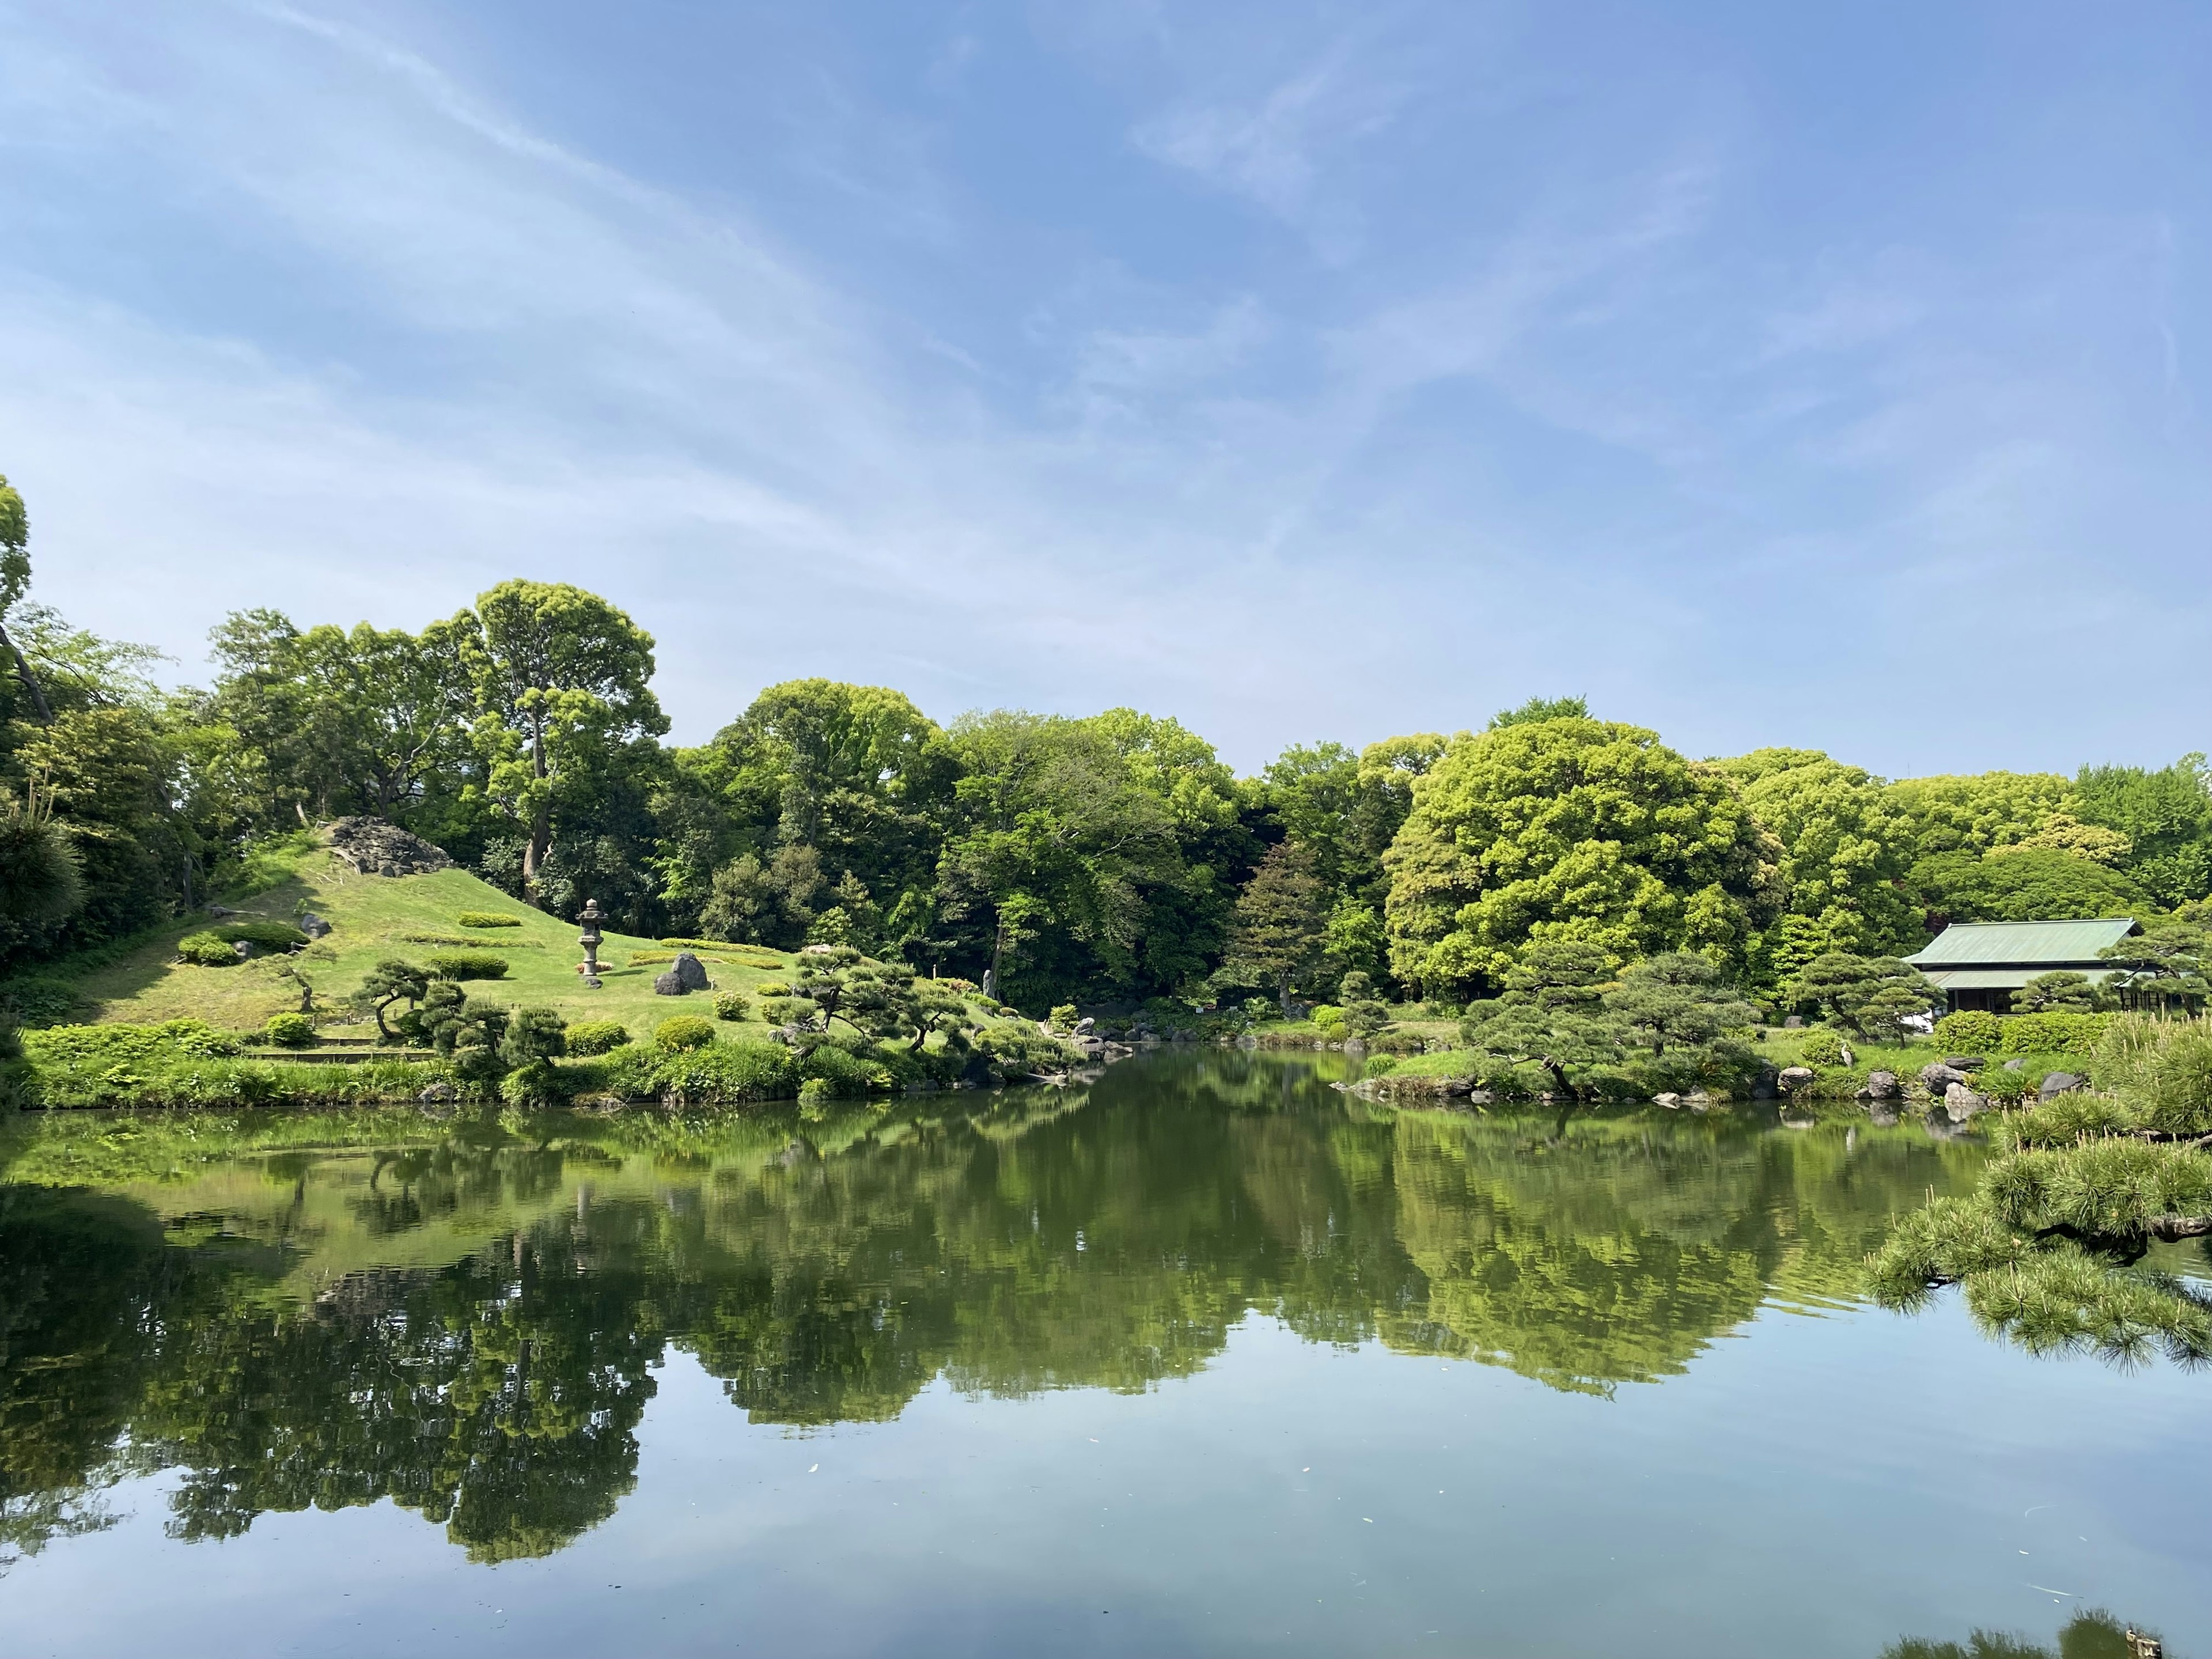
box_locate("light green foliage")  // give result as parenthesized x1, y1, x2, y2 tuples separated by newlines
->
(262, 1012, 315, 1048)
(1710, 749, 1922, 974)
(653, 1016, 715, 1052)
(563, 1020, 630, 1056)
(713, 991, 750, 1022)
(1910, 847, 2150, 926)
(1882, 771, 2076, 858)
(1932, 1009, 2002, 1052)
(1783, 952, 1941, 1041)
(1384, 718, 1783, 996)
(2014, 970, 2109, 1013)
(176, 933, 244, 968)
(425, 949, 508, 982)
(456, 912, 522, 929)
(1797, 1028, 1847, 1067)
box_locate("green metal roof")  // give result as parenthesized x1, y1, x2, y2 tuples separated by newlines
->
(1904, 918, 2140, 968)
(1918, 966, 2126, 990)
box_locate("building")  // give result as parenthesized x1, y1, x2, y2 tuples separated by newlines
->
(1902, 918, 2141, 1013)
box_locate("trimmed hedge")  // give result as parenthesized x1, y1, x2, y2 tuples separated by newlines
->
(425, 950, 510, 982)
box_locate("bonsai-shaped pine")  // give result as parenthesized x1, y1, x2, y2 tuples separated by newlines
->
(1336, 970, 1392, 1039)
(1221, 841, 1330, 1013)
(1783, 952, 1942, 1041)
(2014, 969, 2112, 1014)
(498, 1006, 568, 1103)
(419, 981, 510, 1087)
(2100, 918, 2211, 1014)
(355, 959, 431, 1042)
(1869, 1016, 2212, 1365)
(1601, 952, 1760, 1056)
(1458, 937, 1626, 1102)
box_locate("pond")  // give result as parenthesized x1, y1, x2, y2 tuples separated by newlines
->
(2, 1050, 2206, 1657)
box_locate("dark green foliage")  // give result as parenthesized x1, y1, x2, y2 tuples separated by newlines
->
(262, 1012, 315, 1048)
(653, 1016, 715, 1052)
(176, 932, 244, 967)
(425, 949, 509, 982)
(563, 1020, 629, 1056)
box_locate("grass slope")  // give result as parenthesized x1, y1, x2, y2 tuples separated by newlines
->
(66, 842, 794, 1040)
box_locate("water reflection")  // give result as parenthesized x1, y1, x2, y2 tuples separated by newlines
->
(1, 1051, 1984, 1565)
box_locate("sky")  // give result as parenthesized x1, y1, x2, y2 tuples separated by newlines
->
(0, 1, 2205, 777)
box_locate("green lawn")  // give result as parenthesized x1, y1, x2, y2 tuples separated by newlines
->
(65, 843, 796, 1042)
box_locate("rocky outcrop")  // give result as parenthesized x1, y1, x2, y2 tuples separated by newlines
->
(325, 816, 454, 877)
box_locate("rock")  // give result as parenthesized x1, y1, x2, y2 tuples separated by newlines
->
(1921, 1062, 1970, 1092)
(324, 815, 454, 877)
(1861, 1070, 1900, 1101)
(1943, 1081, 1987, 1119)
(2038, 1071, 2087, 1100)
(298, 911, 332, 939)
(1778, 1066, 1816, 1093)
(416, 1082, 457, 1104)
(1944, 1055, 1986, 1071)
(1654, 1092, 1683, 1110)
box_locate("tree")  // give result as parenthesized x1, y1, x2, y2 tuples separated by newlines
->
(450, 582, 667, 901)
(1709, 748, 1922, 977)
(2013, 971, 2111, 1014)
(1782, 952, 1941, 1040)
(1457, 938, 1626, 1100)
(355, 959, 430, 1041)
(1220, 842, 1329, 1009)
(0, 473, 53, 723)
(1383, 718, 1783, 997)
(1602, 953, 1759, 1055)
(1908, 847, 2150, 927)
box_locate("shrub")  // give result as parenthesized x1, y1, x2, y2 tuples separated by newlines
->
(262, 1012, 316, 1048)
(565, 1020, 630, 1056)
(655, 1016, 716, 1052)
(425, 950, 510, 981)
(714, 991, 751, 1022)
(1797, 1029, 1847, 1067)
(1933, 1009, 2003, 1052)
(457, 912, 524, 929)
(213, 922, 309, 951)
(177, 932, 245, 967)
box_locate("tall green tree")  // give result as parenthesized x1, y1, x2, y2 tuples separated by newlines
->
(1384, 717, 1783, 997)
(448, 582, 667, 903)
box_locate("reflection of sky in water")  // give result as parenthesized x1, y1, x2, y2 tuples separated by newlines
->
(3, 1052, 2207, 1657)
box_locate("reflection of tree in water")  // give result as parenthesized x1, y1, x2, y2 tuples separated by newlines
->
(0, 1051, 1984, 1560)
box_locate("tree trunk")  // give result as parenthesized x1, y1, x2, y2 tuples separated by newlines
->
(0, 621, 53, 723)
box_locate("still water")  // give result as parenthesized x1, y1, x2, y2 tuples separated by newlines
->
(2, 1050, 2207, 1657)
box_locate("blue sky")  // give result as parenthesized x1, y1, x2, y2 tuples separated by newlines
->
(1, 1, 2205, 775)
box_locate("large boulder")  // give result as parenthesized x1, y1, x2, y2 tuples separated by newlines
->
(2038, 1071, 2088, 1101)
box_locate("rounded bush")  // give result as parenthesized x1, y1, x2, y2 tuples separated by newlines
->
(565, 1020, 631, 1056)
(456, 912, 523, 929)
(425, 950, 510, 981)
(262, 1012, 316, 1048)
(654, 1016, 716, 1052)
(177, 932, 245, 968)
(714, 991, 751, 1022)
(1797, 1029, 1847, 1067)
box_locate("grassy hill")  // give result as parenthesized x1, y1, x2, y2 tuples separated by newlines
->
(54, 838, 797, 1040)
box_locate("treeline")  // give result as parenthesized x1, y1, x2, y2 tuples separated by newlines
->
(3, 472, 2210, 1009)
